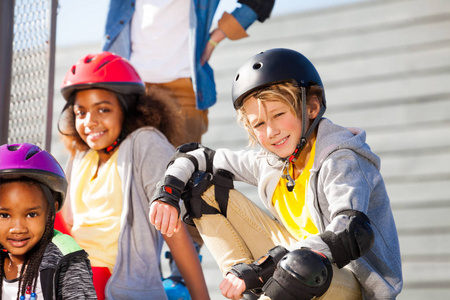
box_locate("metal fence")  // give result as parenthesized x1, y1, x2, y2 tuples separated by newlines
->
(0, 0, 57, 150)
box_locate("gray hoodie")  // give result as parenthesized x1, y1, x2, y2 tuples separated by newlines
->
(167, 118, 402, 299)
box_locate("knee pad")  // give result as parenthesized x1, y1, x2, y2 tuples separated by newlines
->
(262, 248, 333, 300)
(320, 210, 375, 268)
(181, 170, 233, 226)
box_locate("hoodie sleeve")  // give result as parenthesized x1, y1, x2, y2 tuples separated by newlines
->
(57, 252, 97, 299)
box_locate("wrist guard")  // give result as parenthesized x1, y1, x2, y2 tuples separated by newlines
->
(150, 175, 185, 217)
(227, 245, 289, 295)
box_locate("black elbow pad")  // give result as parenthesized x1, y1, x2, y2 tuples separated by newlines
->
(320, 210, 375, 268)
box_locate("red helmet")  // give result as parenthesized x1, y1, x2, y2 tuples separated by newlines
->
(60, 51, 145, 102)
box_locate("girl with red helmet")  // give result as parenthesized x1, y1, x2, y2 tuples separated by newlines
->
(149, 48, 402, 299)
(58, 52, 209, 300)
(0, 143, 97, 299)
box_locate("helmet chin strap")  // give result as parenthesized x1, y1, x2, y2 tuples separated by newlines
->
(281, 87, 326, 192)
(104, 131, 127, 154)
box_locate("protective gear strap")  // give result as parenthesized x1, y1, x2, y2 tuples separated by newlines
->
(320, 209, 375, 268)
(181, 170, 233, 226)
(229, 263, 263, 295)
(228, 245, 289, 295)
(150, 175, 185, 217)
(38, 183, 56, 214)
(167, 143, 216, 174)
(168, 152, 199, 171)
(262, 248, 333, 300)
(181, 172, 217, 226)
(167, 143, 200, 171)
(212, 169, 234, 218)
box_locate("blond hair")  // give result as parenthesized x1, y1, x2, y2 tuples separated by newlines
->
(236, 81, 323, 146)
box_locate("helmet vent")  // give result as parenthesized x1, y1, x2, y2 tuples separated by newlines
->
(25, 149, 39, 160)
(7, 145, 20, 151)
(71, 65, 76, 74)
(235, 74, 240, 81)
(252, 62, 263, 70)
(96, 61, 110, 71)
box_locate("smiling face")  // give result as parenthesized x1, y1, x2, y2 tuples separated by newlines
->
(0, 181, 50, 263)
(73, 89, 124, 153)
(244, 97, 305, 159)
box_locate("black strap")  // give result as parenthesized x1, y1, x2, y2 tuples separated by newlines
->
(150, 175, 186, 217)
(212, 169, 234, 218)
(229, 263, 263, 291)
(40, 268, 55, 300)
(262, 277, 298, 300)
(167, 142, 216, 173)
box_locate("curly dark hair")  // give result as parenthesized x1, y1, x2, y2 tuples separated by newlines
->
(58, 89, 183, 157)
(0, 179, 56, 300)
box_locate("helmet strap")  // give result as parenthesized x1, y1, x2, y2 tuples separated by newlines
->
(104, 131, 126, 154)
(287, 87, 308, 164)
(38, 183, 56, 214)
(283, 87, 326, 192)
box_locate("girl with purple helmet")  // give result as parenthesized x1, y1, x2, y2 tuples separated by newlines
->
(0, 143, 96, 300)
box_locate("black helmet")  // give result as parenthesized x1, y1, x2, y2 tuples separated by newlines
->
(232, 48, 326, 110)
(232, 48, 327, 192)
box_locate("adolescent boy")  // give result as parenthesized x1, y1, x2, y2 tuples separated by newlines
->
(149, 48, 403, 300)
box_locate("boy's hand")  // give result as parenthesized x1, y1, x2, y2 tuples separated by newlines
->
(150, 175, 185, 217)
(219, 273, 246, 299)
(149, 200, 181, 237)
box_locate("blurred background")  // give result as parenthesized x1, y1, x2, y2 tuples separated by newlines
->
(2, 0, 450, 299)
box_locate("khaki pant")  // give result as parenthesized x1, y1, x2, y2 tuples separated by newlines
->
(145, 77, 209, 148)
(194, 187, 362, 300)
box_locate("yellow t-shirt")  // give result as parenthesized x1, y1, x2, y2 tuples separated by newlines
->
(70, 150, 123, 272)
(272, 137, 319, 241)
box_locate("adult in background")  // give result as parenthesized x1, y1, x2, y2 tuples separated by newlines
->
(103, 0, 275, 147)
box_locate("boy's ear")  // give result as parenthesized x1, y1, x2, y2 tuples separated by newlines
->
(308, 96, 321, 119)
(54, 202, 59, 214)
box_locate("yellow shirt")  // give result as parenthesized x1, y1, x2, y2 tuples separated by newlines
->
(272, 137, 319, 241)
(71, 150, 123, 272)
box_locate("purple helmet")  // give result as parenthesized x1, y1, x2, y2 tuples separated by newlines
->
(0, 143, 67, 211)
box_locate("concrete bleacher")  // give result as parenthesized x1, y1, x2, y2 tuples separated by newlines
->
(51, 0, 450, 298)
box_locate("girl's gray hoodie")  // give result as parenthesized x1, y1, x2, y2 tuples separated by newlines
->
(64, 127, 172, 299)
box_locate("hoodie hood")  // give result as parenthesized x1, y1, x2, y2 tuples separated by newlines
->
(313, 118, 380, 171)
